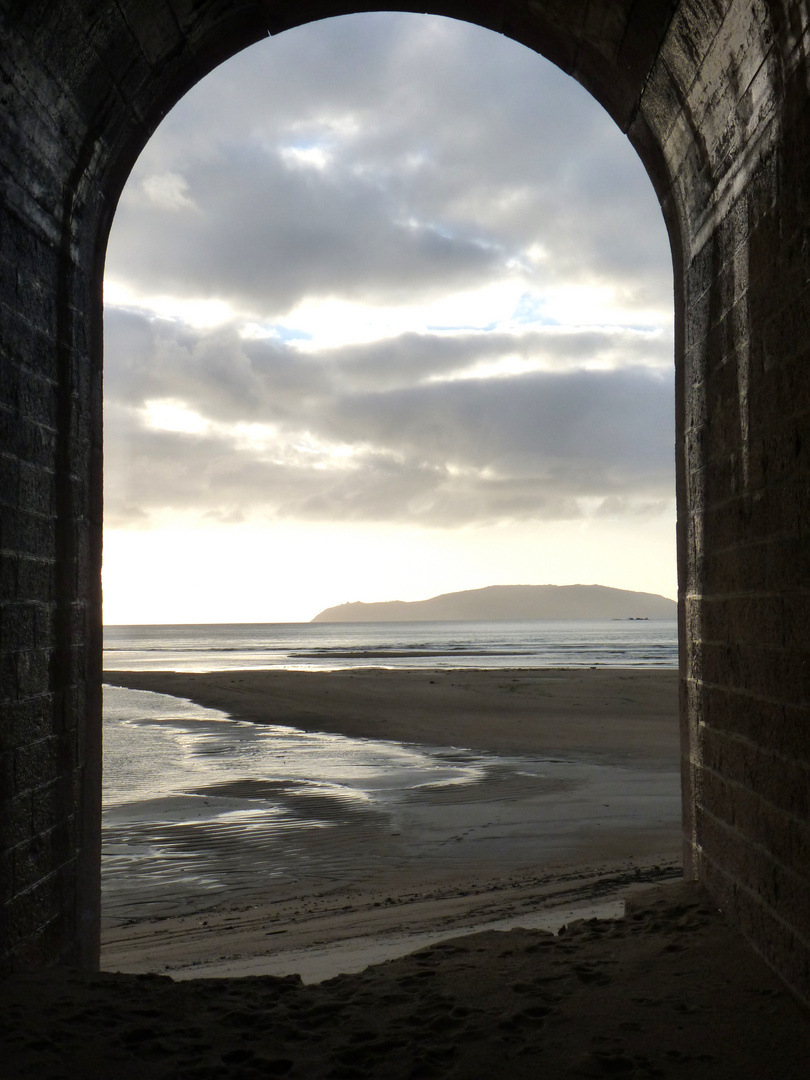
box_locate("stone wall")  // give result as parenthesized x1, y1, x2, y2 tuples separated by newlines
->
(0, 0, 808, 1001)
(0, 5, 104, 968)
(677, 3, 810, 998)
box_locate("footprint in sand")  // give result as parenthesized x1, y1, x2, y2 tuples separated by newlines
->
(572, 963, 612, 985)
(498, 1004, 556, 1031)
(567, 1049, 653, 1076)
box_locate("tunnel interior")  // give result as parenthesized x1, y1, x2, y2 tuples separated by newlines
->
(1, 0, 809, 1004)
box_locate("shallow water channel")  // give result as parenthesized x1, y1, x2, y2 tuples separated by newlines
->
(102, 685, 680, 924)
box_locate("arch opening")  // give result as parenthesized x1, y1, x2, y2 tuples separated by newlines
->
(99, 12, 681, 976)
(2, 0, 810, 1007)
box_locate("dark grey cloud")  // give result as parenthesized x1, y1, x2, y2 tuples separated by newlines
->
(104, 310, 673, 529)
(111, 144, 504, 314)
(104, 306, 670, 419)
(319, 369, 673, 481)
(106, 13, 671, 320)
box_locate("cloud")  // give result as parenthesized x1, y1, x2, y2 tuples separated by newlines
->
(103, 13, 675, 539)
(104, 305, 670, 415)
(112, 144, 504, 317)
(106, 14, 671, 326)
(104, 310, 673, 529)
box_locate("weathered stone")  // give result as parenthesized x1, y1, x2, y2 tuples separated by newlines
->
(1, 0, 809, 1005)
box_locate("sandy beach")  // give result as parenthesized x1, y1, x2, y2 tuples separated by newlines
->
(102, 666, 682, 763)
(3, 667, 808, 1077)
(4, 883, 810, 1079)
(101, 668, 683, 980)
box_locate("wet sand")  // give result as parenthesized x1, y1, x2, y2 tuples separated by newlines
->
(101, 668, 682, 980)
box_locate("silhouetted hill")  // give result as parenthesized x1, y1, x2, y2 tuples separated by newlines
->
(311, 584, 677, 623)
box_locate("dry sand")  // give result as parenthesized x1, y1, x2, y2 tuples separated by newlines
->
(3, 669, 808, 1076)
(3, 884, 809, 1079)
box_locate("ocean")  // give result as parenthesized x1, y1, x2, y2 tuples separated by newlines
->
(103, 618, 678, 673)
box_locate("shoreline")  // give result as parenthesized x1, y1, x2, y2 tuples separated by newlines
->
(101, 855, 682, 981)
(102, 666, 681, 763)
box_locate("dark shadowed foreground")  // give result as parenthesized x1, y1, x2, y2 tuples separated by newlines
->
(2, 883, 808, 1080)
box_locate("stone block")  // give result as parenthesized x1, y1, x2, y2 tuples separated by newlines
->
(16, 557, 53, 604)
(698, 855, 810, 1001)
(6, 694, 52, 749)
(700, 725, 810, 820)
(5, 793, 33, 849)
(0, 850, 13, 906)
(697, 807, 810, 936)
(13, 735, 59, 794)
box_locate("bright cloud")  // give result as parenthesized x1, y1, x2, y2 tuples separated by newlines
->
(140, 172, 198, 211)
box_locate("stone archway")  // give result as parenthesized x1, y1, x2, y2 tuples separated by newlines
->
(1, 1, 808, 1003)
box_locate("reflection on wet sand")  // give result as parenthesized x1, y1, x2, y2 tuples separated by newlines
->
(101, 674, 681, 980)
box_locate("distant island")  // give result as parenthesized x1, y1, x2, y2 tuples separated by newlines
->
(311, 584, 677, 623)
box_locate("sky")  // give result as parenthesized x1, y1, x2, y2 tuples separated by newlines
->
(102, 12, 675, 625)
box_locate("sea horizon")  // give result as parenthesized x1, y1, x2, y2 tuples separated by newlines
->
(103, 618, 679, 673)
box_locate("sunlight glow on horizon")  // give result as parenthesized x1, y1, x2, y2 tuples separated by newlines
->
(102, 513, 677, 625)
